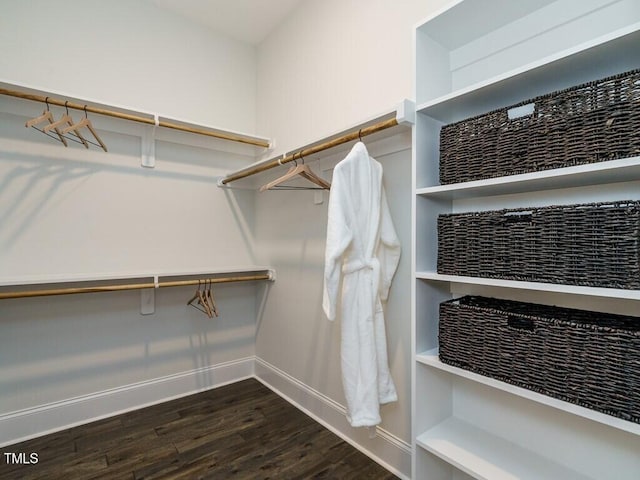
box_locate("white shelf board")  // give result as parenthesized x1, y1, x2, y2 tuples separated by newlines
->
(416, 417, 594, 480)
(416, 272, 640, 301)
(0, 266, 274, 287)
(0, 79, 272, 155)
(416, 25, 640, 124)
(416, 156, 640, 199)
(417, 350, 640, 436)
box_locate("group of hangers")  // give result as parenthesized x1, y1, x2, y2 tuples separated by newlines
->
(260, 129, 369, 192)
(25, 98, 108, 152)
(260, 149, 331, 191)
(187, 279, 219, 318)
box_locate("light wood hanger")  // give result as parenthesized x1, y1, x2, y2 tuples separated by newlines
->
(199, 285, 213, 318)
(188, 280, 212, 317)
(25, 98, 68, 146)
(62, 105, 108, 152)
(43, 102, 89, 148)
(259, 152, 331, 192)
(206, 280, 219, 317)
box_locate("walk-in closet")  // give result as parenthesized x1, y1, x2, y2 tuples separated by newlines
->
(1, 1, 639, 479)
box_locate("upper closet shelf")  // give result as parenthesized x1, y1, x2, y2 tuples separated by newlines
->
(0, 266, 274, 287)
(218, 99, 415, 187)
(415, 0, 640, 124)
(0, 266, 275, 300)
(0, 80, 272, 156)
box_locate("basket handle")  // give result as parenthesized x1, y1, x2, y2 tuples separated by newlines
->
(507, 102, 535, 120)
(495, 211, 533, 225)
(507, 315, 535, 331)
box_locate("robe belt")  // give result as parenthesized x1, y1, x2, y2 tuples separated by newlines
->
(342, 257, 380, 275)
(342, 258, 381, 312)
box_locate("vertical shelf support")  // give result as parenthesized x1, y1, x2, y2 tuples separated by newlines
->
(141, 114, 159, 168)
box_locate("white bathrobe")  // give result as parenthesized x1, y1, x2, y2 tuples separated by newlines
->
(323, 141, 401, 427)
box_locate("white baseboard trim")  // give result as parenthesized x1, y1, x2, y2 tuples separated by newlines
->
(254, 356, 412, 480)
(0, 357, 254, 448)
(2, 356, 411, 479)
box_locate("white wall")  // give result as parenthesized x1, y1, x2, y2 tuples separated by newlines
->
(0, 0, 262, 444)
(0, 0, 257, 133)
(253, 1, 449, 476)
(256, 0, 450, 159)
(0, 1, 451, 476)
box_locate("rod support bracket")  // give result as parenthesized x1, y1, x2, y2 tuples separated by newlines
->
(141, 114, 159, 168)
(396, 98, 415, 126)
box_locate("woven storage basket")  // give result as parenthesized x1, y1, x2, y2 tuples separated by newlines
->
(439, 296, 640, 423)
(437, 200, 640, 289)
(439, 68, 640, 184)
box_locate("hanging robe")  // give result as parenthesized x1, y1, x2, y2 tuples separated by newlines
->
(323, 141, 401, 427)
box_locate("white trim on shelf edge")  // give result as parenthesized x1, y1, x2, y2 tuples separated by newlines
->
(415, 272, 640, 301)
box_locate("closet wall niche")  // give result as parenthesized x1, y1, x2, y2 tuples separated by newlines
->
(412, 0, 640, 479)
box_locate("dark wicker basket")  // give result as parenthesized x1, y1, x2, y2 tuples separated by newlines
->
(437, 200, 640, 289)
(439, 68, 640, 184)
(439, 296, 640, 423)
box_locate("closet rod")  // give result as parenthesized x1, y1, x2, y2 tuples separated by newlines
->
(219, 116, 399, 185)
(0, 87, 270, 149)
(0, 273, 272, 300)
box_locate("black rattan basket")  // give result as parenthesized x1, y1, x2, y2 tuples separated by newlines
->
(439, 68, 640, 184)
(439, 295, 640, 423)
(437, 200, 640, 289)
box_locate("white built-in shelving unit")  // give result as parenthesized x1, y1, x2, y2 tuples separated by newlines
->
(412, 1, 640, 479)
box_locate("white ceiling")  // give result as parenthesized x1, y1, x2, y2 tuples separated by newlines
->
(150, 0, 305, 46)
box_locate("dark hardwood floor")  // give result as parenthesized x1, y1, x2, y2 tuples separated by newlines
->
(0, 379, 398, 479)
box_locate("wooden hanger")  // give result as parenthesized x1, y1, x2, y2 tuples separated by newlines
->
(25, 98, 68, 146)
(43, 102, 89, 148)
(188, 280, 212, 318)
(62, 105, 108, 152)
(259, 152, 331, 192)
(206, 280, 219, 317)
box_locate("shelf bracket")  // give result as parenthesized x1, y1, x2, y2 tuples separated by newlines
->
(396, 99, 415, 126)
(141, 114, 159, 168)
(140, 275, 158, 315)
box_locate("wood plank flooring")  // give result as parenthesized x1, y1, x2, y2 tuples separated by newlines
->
(0, 379, 398, 479)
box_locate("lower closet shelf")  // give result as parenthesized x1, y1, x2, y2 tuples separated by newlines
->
(416, 351, 640, 436)
(416, 417, 592, 480)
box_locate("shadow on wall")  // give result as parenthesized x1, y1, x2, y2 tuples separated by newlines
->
(0, 283, 258, 411)
(222, 187, 259, 266)
(0, 160, 94, 251)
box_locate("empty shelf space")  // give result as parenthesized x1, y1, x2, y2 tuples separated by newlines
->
(416, 417, 593, 480)
(416, 25, 640, 123)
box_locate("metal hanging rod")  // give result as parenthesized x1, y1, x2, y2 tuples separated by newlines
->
(0, 86, 271, 149)
(0, 272, 273, 300)
(218, 116, 400, 186)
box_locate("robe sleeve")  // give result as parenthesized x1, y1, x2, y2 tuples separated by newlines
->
(323, 167, 353, 321)
(377, 185, 401, 302)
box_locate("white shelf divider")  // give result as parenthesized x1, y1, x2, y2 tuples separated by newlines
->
(415, 272, 640, 301)
(416, 417, 593, 480)
(416, 156, 640, 199)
